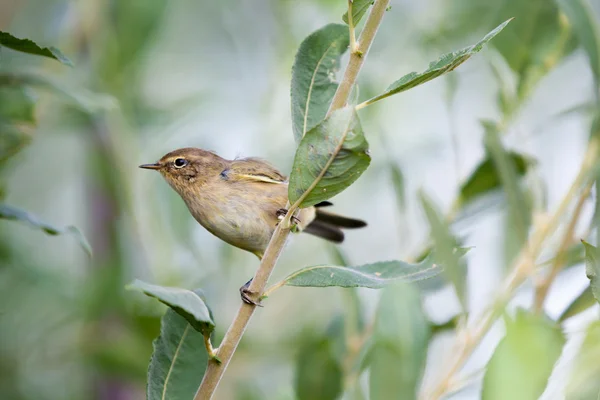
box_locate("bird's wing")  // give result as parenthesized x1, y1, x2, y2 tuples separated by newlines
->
(227, 157, 287, 184)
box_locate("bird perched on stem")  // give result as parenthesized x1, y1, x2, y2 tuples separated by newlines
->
(140, 147, 366, 304)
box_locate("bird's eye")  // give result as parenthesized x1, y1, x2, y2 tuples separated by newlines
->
(174, 158, 188, 168)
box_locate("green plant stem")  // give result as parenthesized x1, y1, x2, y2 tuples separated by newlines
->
(194, 2, 390, 398)
(328, 0, 391, 115)
(422, 139, 599, 400)
(347, 0, 358, 54)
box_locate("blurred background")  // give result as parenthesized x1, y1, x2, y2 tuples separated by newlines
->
(1, 0, 599, 399)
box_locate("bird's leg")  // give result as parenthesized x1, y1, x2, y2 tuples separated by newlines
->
(276, 208, 300, 229)
(239, 278, 263, 307)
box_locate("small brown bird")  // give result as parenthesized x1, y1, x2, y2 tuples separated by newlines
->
(140, 147, 366, 304)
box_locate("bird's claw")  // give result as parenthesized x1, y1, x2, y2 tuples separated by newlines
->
(276, 208, 300, 226)
(240, 279, 263, 307)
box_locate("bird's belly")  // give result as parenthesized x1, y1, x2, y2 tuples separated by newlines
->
(189, 193, 282, 256)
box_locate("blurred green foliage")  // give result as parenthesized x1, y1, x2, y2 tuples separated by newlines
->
(1, 0, 600, 399)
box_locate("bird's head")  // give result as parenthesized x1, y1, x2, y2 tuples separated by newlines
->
(139, 147, 225, 194)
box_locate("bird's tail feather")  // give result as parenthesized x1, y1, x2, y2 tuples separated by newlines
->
(303, 209, 367, 243)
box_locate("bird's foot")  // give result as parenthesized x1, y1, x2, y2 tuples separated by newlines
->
(276, 208, 300, 229)
(240, 278, 263, 307)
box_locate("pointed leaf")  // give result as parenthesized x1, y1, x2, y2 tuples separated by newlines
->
(289, 106, 370, 208)
(282, 251, 458, 289)
(342, 0, 374, 25)
(582, 240, 600, 305)
(419, 192, 467, 310)
(360, 20, 511, 107)
(429, 0, 575, 99)
(147, 309, 208, 400)
(0, 204, 91, 256)
(369, 283, 430, 400)
(483, 121, 531, 263)
(0, 31, 72, 66)
(291, 24, 349, 143)
(390, 162, 406, 210)
(127, 280, 215, 336)
(482, 310, 565, 400)
(558, 286, 596, 323)
(565, 321, 600, 399)
(557, 0, 600, 87)
(458, 151, 533, 208)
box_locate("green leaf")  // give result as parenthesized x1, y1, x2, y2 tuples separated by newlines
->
(294, 326, 344, 400)
(147, 309, 208, 400)
(390, 162, 406, 210)
(483, 121, 531, 264)
(369, 283, 430, 400)
(0, 204, 91, 256)
(342, 0, 374, 25)
(0, 31, 73, 66)
(360, 20, 511, 107)
(289, 106, 370, 208)
(558, 286, 596, 322)
(282, 251, 451, 289)
(291, 24, 349, 143)
(419, 192, 467, 310)
(557, 0, 600, 87)
(127, 280, 215, 336)
(565, 321, 600, 400)
(582, 240, 600, 305)
(427, 0, 575, 99)
(482, 310, 566, 400)
(458, 151, 532, 208)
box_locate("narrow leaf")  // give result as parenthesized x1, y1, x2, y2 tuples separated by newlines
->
(0, 204, 91, 256)
(565, 321, 600, 399)
(482, 310, 565, 400)
(369, 283, 430, 400)
(557, 0, 600, 87)
(483, 121, 531, 263)
(361, 19, 511, 107)
(430, 0, 575, 99)
(127, 280, 215, 336)
(458, 151, 532, 208)
(342, 0, 374, 25)
(582, 240, 600, 305)
(289, 106, 370, 208)
(291, 24, 349, 143)
(419, 192, 467, 310)
(282, 251, 454, 288)
(558, 286, 596, 322)
(147, 309, 208, 400)
(390, 162, 406, 210)
(0, 31, 73, 66)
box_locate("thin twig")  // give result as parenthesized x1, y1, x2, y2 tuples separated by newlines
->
(533, 182, 593, 313)
(194, 2, 391, 398)
(328, 0, 391, 115)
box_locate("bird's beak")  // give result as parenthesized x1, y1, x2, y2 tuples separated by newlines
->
(139, 163, 162, 170)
